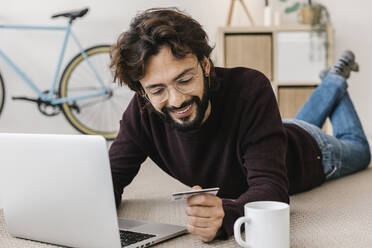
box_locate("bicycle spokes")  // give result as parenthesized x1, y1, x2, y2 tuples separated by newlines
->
(59, 45, 134, 140)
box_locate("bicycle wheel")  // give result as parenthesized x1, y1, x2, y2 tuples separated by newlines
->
(0, 72, 5, 117)
(59, 45, 134, 140)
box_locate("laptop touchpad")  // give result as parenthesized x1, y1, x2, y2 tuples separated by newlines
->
(118, 218, 146, 229)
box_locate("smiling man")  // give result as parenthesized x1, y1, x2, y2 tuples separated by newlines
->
(109, 8, 370, 242)
(141, 47, 211, 131)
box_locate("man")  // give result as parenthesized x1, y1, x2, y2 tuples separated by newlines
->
(109, 8, 371, 242)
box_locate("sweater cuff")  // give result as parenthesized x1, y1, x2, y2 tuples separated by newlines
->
(217, 198, 244, 239)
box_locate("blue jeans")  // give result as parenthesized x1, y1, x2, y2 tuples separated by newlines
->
(283, 73, 371, 180)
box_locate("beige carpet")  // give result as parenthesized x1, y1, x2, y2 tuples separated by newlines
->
(1, 159, 372, 247)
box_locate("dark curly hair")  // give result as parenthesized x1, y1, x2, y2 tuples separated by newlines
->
(110, 8, 217, 92)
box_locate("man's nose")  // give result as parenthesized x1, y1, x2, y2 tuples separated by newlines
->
(167, 86, 186, 108)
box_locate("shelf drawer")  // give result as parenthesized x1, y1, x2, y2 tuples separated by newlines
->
(224, 33, 272, 80)
(278, 85, 316, 119)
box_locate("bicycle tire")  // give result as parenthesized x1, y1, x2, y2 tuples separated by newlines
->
(59, 45, 134, 140)
(0, 71, 5, 117)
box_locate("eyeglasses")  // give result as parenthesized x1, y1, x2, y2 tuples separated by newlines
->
(142, 62, 201, 104)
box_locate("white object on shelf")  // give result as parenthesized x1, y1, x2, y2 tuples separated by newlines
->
(276, 31, 327, 83)
(264, 6, 272, 26)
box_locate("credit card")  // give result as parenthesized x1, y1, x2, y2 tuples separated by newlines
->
(171, 187, 220, 201)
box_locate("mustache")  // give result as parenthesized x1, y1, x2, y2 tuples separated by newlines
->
(162, 97, 197, 112)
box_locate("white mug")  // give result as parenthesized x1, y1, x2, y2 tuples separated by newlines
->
(233, 201, 290, 248)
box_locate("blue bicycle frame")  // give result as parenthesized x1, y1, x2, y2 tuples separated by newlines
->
(0, 23, 108, 105)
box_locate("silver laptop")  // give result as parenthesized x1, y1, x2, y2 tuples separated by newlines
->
(0, 133, 186, 248)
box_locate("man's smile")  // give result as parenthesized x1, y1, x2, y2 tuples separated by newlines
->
(170, 103, 194, 119)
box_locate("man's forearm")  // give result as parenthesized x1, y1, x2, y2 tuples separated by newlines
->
(111, 165, 141, 208)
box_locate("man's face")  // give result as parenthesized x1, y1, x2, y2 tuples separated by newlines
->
(140, 46, 211, 131)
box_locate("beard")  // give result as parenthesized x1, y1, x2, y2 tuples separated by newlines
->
(152, 77, 210, 132)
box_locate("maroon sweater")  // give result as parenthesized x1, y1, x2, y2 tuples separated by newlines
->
(109, 67, 325, 238)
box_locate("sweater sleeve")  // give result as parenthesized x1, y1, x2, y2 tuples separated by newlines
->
(218, 73, 289, 238)
(109, 96, 148, 208)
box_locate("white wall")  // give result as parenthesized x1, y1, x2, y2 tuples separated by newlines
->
(320, 0, 372, 143)
(0, 0, 371, 141)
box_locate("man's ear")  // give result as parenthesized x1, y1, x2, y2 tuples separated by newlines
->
(202, 57, 211, 77)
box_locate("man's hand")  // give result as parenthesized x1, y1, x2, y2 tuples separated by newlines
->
(185, 185, 225, 242)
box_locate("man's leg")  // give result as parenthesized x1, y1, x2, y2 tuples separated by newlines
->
(284, 51, 371, 179)
(294, 73, 347, 128)
(328, 85, 371, 178)
(294, 50, 359, 128)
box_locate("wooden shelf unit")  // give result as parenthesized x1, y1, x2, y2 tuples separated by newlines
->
(216, 25, 334, 131)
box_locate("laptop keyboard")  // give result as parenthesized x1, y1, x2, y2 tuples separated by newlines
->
(120, 230, 156, 247)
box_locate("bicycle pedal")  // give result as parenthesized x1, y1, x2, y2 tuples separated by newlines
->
(12, 96, 40, 103)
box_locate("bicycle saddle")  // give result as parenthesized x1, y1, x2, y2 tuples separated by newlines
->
(51, 8, 89, 20)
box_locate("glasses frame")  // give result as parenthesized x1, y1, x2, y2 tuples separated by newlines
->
(141, 60, 203, 104)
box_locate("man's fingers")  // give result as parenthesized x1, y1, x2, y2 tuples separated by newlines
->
(192, 185, 202, 190)
(186, 224, 216, 242)
(184, 189, 224, 242)
(187, 194, 222, 207)
(186, 206, 210, 217)
(187, 216, 214, 228)
(186, 205, 223, 218)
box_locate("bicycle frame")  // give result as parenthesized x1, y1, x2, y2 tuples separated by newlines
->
(0, 23, 107, 105)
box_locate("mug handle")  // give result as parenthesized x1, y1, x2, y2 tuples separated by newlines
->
(234, 216, 251, 247)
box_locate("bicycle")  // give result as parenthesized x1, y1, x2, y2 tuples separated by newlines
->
(0, 8, 133, 140)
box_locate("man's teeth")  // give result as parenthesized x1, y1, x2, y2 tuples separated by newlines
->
(175, 104, 191, 114)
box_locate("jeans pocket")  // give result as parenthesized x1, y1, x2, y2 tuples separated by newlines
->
(321, 144, 338, 178)
(325, 164, 338, 179)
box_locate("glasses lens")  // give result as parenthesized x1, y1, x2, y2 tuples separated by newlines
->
(175, 65, 199, 94)
(146, 62, 200, 104)
(147, 90, 167, 103)
(175, 80, 197, 94)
